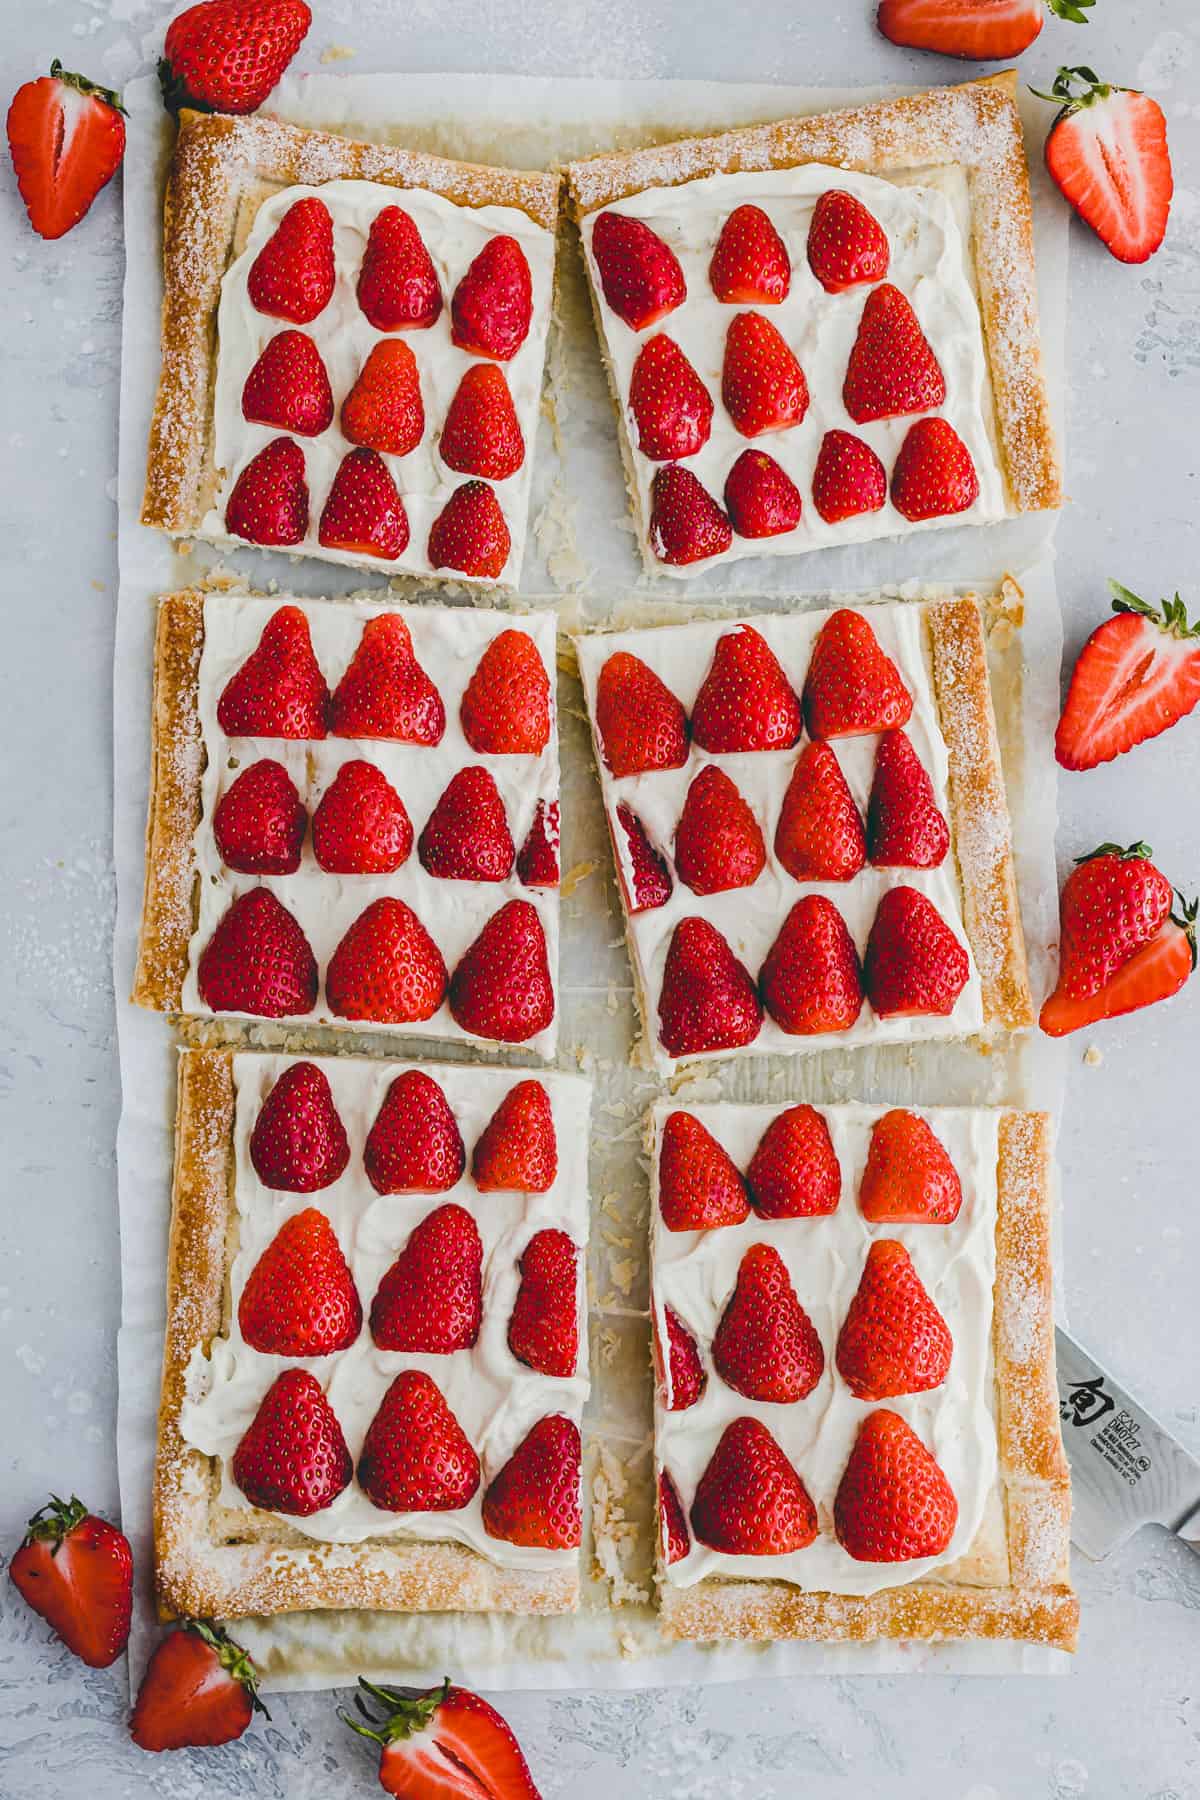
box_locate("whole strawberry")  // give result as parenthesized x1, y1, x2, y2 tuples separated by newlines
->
(8, 63, 126, 241)
(711, 1243, 825, 1404)
(482, 1415, 581, 1549)
(160, 1, 312, 117)
(357, 1372, 480, 1514)
(9, 1495, 132, 1668)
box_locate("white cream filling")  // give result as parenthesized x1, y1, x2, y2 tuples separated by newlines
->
(180, 1053, 591, 1570)
(203, 179, 556, 585)
(652, 1100, 999, 1596)
(182, 592, 560, 1059)
(580, 163, 1007, 573)
(574, 602, 985, 1074)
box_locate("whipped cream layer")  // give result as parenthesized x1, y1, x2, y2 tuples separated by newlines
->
(182, 592, 560, 1058)
(204, 179, 556, 585)
(652, 1099, 1000, 1596)
(580, 164, 1007, 573)
(181, 1053, 591, 1570)
(574, 601, 984, 1074)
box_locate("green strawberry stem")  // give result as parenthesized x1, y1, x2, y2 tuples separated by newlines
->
(49, 60, 126, 114)
(340, 1676, 451, 1745)
(1030, 66, 1124, 111)
(183, 1619, 270, 1718)
(23, 1493, 89, 1552)
(1046, 0, 1095, 24)
(1172, 893, 1199, 969)
(1074, 842, 1153, 866)
(1109, 579, 1200, 639)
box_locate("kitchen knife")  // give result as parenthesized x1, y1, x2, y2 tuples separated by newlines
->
(1055, 1324, 1200, 1560)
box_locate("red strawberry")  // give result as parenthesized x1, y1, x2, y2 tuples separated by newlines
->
(648, 465, 732, 566)
(9, 1496, 131, 1669)
(517, 799, 560, 887)
(451, 236, 532, 361)
(1056, 582, 1200, 770)
(356, 205, 442, 330)
(760, 895, 864, 1036)
(330, 614, 445, 744)
(197, 888, 318, 1018)
(724, 449, 803, 539)
(1040, 902, 1197, 1036)
(863, 887, 971, 1018)
(130, 1621, 264, 1752)
(326, 897, 447, 1024)
(418, 767, 515, 882)
(509, 1228, 579, 1378)
(657, 1109, 750, 1232)
(690, 1418, 818, 1555)
(246, 195, 333, 324)
(721, 311, 809, 438)
(225, 436, 309, 546)
(1044, 842, 1173, 1002)
(860, 1109, 963, 1224)
(655, 1305, 707, 1410)
(836, 1239, 953, 1401)
(842, 284, 945, 424)
(594, 652, 689, 778)
(370, 1203, 483, 1353)
(590, 209, 686, 331)
(232, 1368, 352, 1516)
(628, 335, 714, 461)
(160, 0, 311, 115)
(614, 803, 672, 912)
(891, 417, 979, 522)
(461, 628, 551, 755)
(877, 0, 1064, 59)
(834, 1409, 957, 1563)
(357, 1371, 480, 1513)
(806, 188, 890, 292)
(712, 1243, 824, 1404)
(217, 604, 329, 738)
(364, 1070, 466, 1196)
(746, 1104, 841, 1219)
(340, 1678, 541, 1799)
(691, 624, 802, 754)
(428, 479, 511, 580)
(237, 1207, 362, 1356)
(213, 759, 306, 875)
(709, 203, 790, 305)
(449, 900, 555, 1043)
(242, 330, 333, 436)
(249, 1060, 350, 1193)
(802, 608, 913, 739)
(674, 764, 766, 896)
(774, 740, 866, 882)
(482, 1415, 581, 1549)
(439, 364, 525, 480)
(7, 64, 125, 241)
(657, 916, 762, 1060)
(312, 760, 413, 875)
(867, 729, 949, 868)
(341, 340, 425, 458)
(811, 429, 888, 524)
(1040, 65, 1172, 263)
(472, 1080, 557, 1193)
(659, 1471, 690, 1565)
(319, 448, 410, 561)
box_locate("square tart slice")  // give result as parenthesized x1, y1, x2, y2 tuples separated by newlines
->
(574, 595, 1031, 1076)
(156, 1048, 591, 1620)
(133, 588, 561, 1059)
(650, 1098, 1077, 1650)
(564, 73, 1059, 576)
(142, 110, 560, 587)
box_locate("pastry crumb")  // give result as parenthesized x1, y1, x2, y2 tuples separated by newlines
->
(1083, 1044, 1104, 1068)
(319, 43, 357, 62)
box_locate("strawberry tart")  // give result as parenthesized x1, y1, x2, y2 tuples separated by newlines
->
(574, 595, 1031, 1074)
(133, 589, 560, 1057)
(649, 1097, 1077, 1648)
(565, 74, 1059, 575)
(155, 1049, 590, 1619)
(142, 112, 558, 586)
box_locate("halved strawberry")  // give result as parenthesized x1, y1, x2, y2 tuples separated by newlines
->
(867, 729, 949, 868)
(842, 283, 945, 424)
(759, 894, 864, 1036)
(427, 479, 511, 579)
(312, 760, 412, 875)
(802, 608, 913, 740)
(364, 1070, 466, 1196)
(648, 464, 732, 566)
(614, 803, 673, 912)
(747, 1104, 842, 1220)
(712, 1243, 825, 1404)
(460, 627, 551, 755)
(658, 1109, 749, 1232)
(659, 1470, 691, 1565)
(836, 1239, 952, 1400)
(196, 887, 318, 1018)
(370, 1203, 483, 1354)
(9, 1496, 132, 1669)
(806, 189, 890, 293)
(721, 311, 808, 438)
(811, 429, 887, 524)
(448, 899, 555, 1043)
(590, 209, 686, 331)
(318, 448, 409, 561)
(1056, 582, 1200, 771)
(329, 614, 445, 744)
(439, 363, 525, 480)
(709, 203, 790, 305)
(877, 0, 1076, 59)
(628, 335, 714, 461)
(1039, 65, 1172, 264)
(482, 1415, 582, 1549)
(1040, 901, 1197, 1036)
(326, 898, 447, 1024)
(691, 624, 802, 754)
(7, 63, 126, 241)
(242, 330, 333, 436)
(340, 1678, 540, 1799)
(863, 887, 970, 1018)
(159, 0, 312, 115)
(418, 766, 515, 882)
(248, 1060, 350, 1194)
(594, 652, 689, 778)
(834, 1409, 957, 1563)
(891, 417, 979, 522)
(356, 204, 442, 330)
(218, 604, 329, 738)
(508, 1228, 579, 1378)
(451, 235, 532, 361)
(247, 196, 334, 324)
(225, 437, 309, 547)
(213, 759, 306, 875)
(774, 740, 866, 882)
(130, 1620, 264, 1752)
(690, 1418, 817, 1555)
(673, 764, 766, 896)
(657, 916, 763, 1059)
(516, 799, 560, 888)
(237, 1207, 361, 1356)
(655, 1306, 707, 1410)
(357, 1372, 479, 1514)
(859, 1109, 963, 1224)
(723, 449, 803, 539)
(232, 1368, 352, 1516)
(340, 340, 424, 457)
(472, 1079, 557, 1193)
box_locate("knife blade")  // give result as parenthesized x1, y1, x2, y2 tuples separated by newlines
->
(1055, 1324, 1200, 1561)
